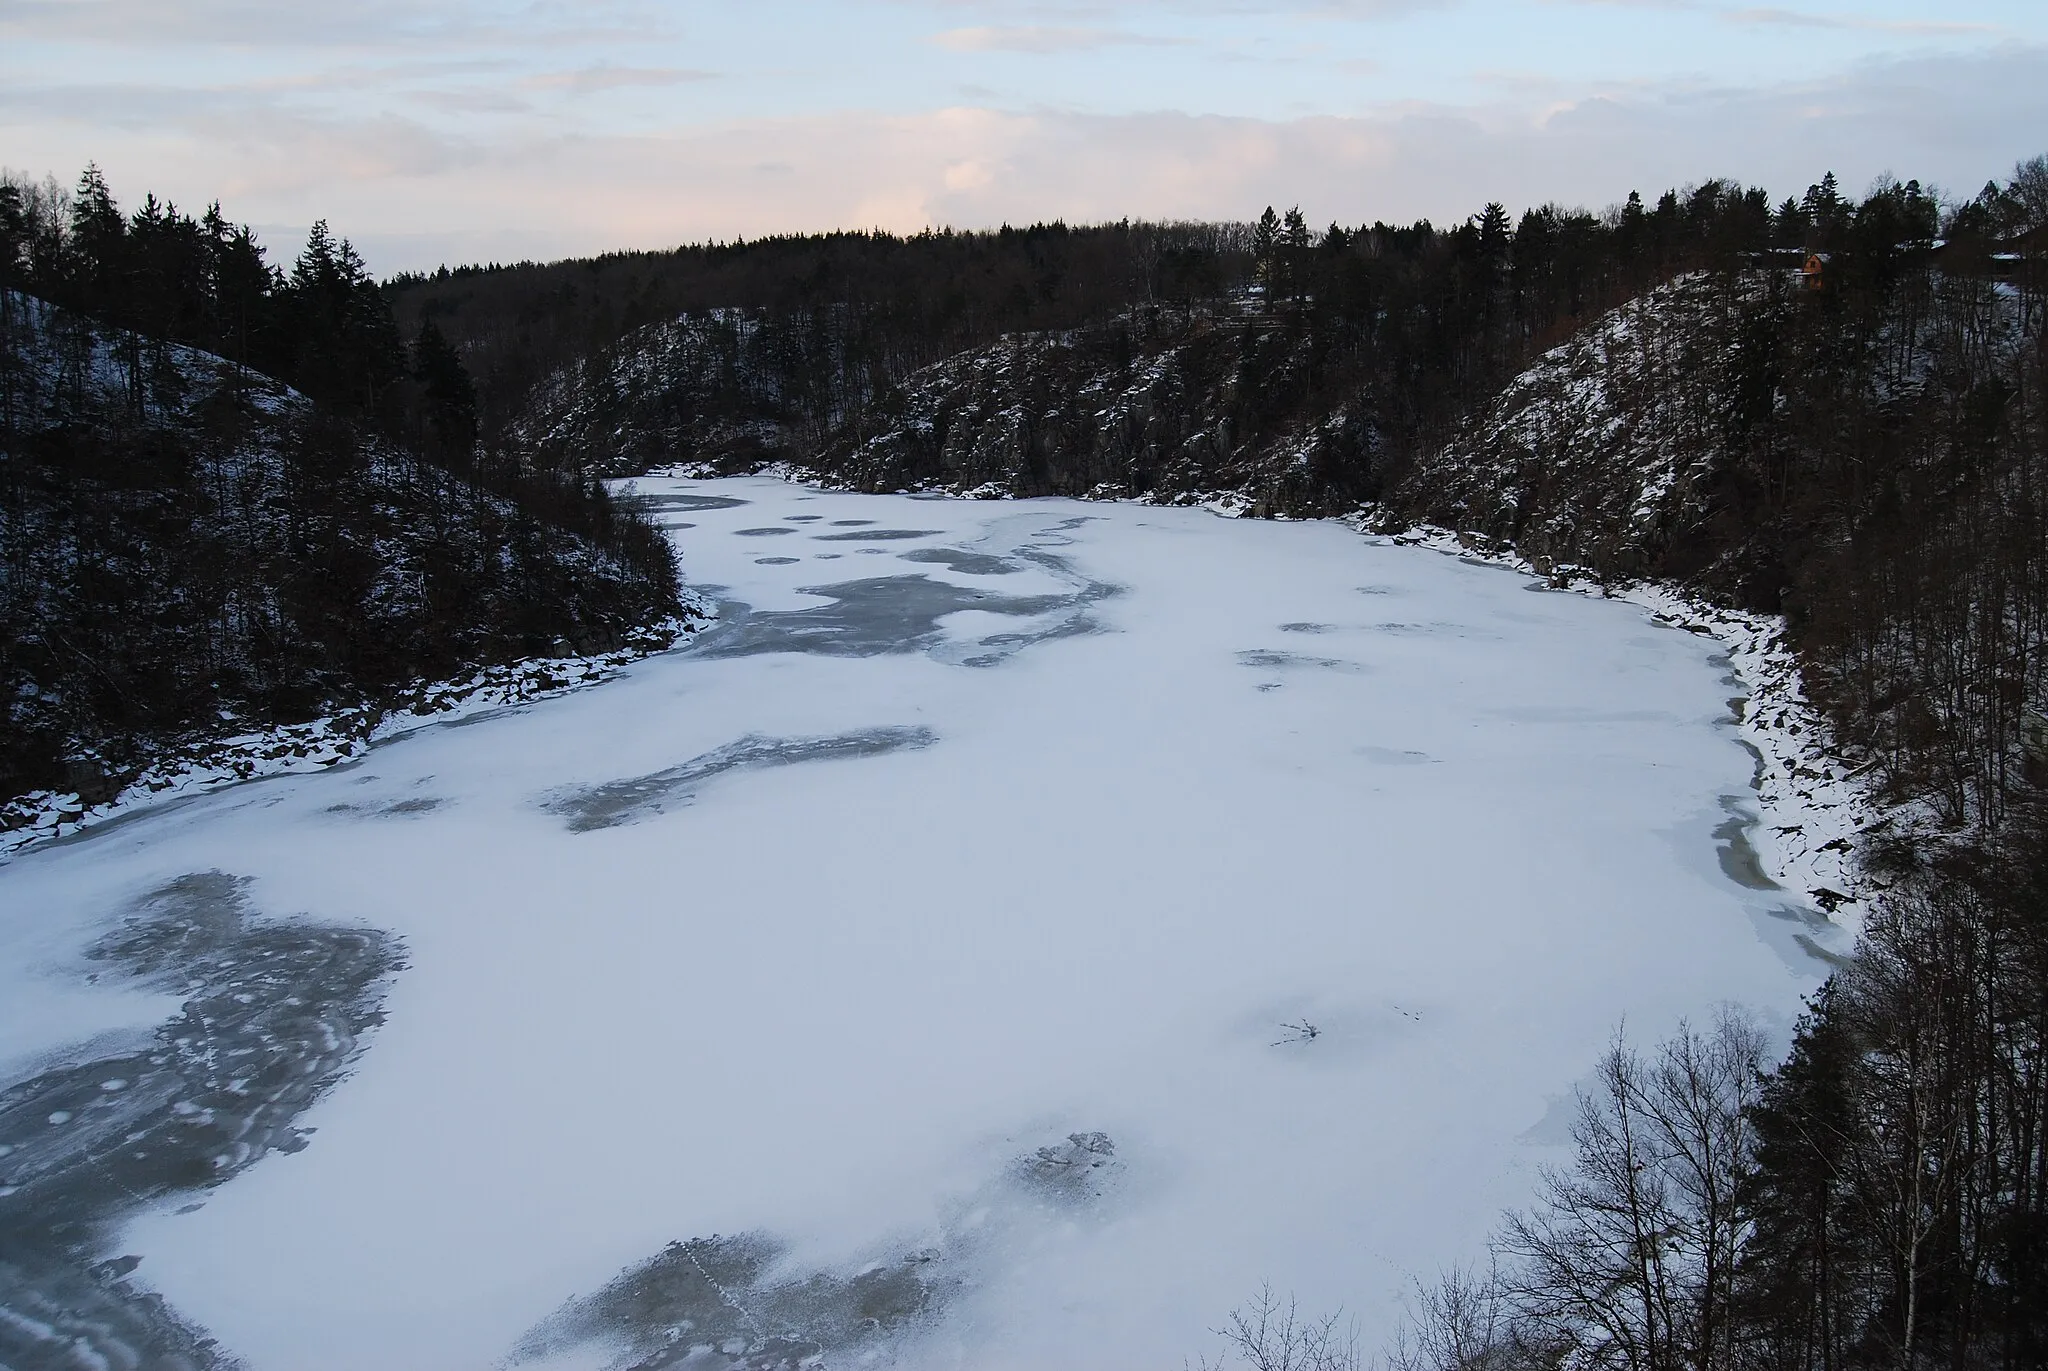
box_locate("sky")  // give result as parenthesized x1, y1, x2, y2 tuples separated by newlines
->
(2, 0, 2044, 275)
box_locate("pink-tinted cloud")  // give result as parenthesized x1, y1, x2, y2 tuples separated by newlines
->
(4, 44, 2041, 271)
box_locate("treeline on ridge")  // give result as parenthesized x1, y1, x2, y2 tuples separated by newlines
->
(386, 178, 1829, 486)
(0, 167, 683, 809)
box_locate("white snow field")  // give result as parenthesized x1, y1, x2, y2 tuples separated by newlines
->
(0, 477, 1845, 1371)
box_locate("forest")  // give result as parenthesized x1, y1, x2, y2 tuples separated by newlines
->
(0, 168, 683, 808)
(6, 150, 2048, 1370)
(385, 180, 1816, 486)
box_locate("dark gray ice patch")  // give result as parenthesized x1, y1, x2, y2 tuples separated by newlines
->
(1486, 706, 1678, 725)
(784, 515, 823, 522)
(1236, 649, 1369, 674)
(754, 557, 799, 565)
(955, 546, 1121, 666)
(735, 527, 797, 537)
(324, 796, 444, 818)
(1714, 794, 1779, 891)
(1279, 622, 1333, 634)
(813, 529, 942, 542)
(637, 493, 750, 512)
(0, 873, 402, 1370)
(689, 551, 1117, 667)
(1024, 515, 1095, 548)
(510, 1131, 1119, 1371)
(829, 519, 874, 526)
(547, 727, 938, 832)
(510, 1232, 944, 1371)
(899, 547, 1020, 576)
(1749, 902, 1852, 971)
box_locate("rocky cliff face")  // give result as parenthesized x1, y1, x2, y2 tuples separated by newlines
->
(809, 306, 1387, 514)
(1390, 273, 1764, 582)
(512, 273, 1781, 573)
(518, 298, 1393, 515)
(514, 307, 844, 476)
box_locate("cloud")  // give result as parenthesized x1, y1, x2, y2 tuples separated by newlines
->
(1720, 7, 1998, 35)
(0, 0, 669, 50)
(930, 24, 1177, 52)
(524, 65, 720, 94)
(4, 43, 2040, 272)
(1550, 0, 2003, 33)
(924, 0, 1452, 16)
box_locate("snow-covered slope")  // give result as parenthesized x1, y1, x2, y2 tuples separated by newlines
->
(812, 308, 1378, 512)
(514, 307, 846, 475)
(1396, 273, 1765, 583)
(518, 297, 1383, 512)
(0, 290, 688, 826)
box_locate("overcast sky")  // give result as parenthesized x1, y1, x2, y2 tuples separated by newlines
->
(3, 0, 2044, 274)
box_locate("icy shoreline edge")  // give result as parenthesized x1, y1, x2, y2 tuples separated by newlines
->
(0, 598, 712, 861)
(1351, 518, 1883, 938)
(683, 461, 1883, 940)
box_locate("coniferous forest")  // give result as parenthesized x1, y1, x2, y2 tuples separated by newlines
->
(0, 168, 683, 807)
(5, 153, 2048, 1370)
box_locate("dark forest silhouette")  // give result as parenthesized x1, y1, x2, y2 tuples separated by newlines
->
(0, 168, 683, 806)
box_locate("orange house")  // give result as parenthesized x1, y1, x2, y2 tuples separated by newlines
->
(1801, 253, 1827, 291)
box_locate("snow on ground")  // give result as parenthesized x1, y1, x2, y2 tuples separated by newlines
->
(0, 478, 1849, 1371)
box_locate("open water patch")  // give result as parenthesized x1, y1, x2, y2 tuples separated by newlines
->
(0, 873, 401, 1370)
(735, 527, 798, 537)
(546, 728, 939, 833)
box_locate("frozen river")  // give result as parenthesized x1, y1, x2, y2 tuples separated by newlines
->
(0, 478, 1838, 1370)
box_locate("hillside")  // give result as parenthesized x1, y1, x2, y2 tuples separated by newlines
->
(1394, 272, 1761, 582)
(0, 288, 688, 812)
(807, 299, 1382, 513)
(530, 294, 1387, 512)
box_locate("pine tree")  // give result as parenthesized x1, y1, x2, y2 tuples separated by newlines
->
(413, 320, 478, 457)
(67, 163, 125, 315)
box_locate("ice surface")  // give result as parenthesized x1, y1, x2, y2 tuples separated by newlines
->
(0, 478, 1846, 1370)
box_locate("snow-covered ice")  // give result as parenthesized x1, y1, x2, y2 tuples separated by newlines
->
(0, 478, 1849, 1370)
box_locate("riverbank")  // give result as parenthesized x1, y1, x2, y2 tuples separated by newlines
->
(0, 607, 708, 861)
